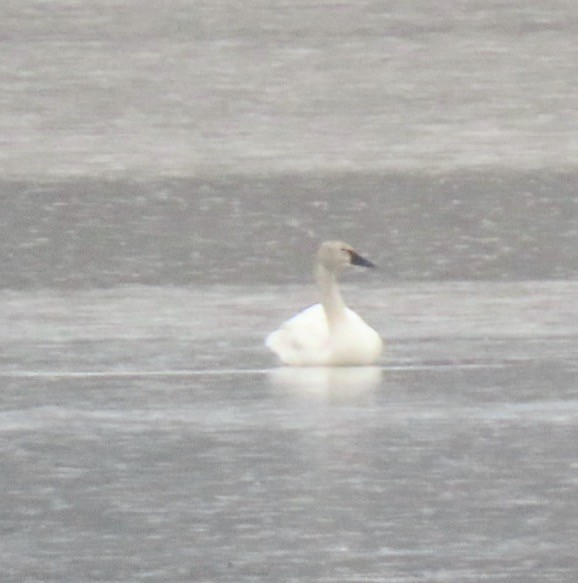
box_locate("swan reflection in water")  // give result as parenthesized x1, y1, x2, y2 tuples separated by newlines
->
(267, 366, 383, 402)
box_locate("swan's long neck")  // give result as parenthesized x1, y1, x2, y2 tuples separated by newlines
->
(315, 264, 347, 328)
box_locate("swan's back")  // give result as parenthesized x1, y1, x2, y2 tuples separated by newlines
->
(266, 303, 382, 366)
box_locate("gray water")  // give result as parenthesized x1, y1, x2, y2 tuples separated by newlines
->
(2, 0, 578, 177)
(2, 284, 577, 582)
(1, 1, 578, 582)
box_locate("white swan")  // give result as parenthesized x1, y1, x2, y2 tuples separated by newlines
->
(266, 241, 383, 366)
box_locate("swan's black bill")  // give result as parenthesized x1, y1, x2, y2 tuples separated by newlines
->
(350, 251, 376, 268)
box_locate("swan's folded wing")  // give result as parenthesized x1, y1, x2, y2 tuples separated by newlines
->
(265, 304, 329, 364)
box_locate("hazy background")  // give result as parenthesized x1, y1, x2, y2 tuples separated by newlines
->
(1, 0, 578, 287)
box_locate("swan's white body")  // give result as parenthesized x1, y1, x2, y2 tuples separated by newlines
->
(266, 241, 383, 367)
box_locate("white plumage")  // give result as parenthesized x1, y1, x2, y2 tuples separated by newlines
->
(266, 241, 383, 366)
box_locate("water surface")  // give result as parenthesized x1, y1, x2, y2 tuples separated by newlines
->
(1, 284, 577, 581)
(1, 1, 578, 581)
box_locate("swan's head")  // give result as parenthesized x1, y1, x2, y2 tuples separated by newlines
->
(317, 241, 376, 271)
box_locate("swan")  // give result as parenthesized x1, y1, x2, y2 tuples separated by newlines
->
(266, 241, 383, 366)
